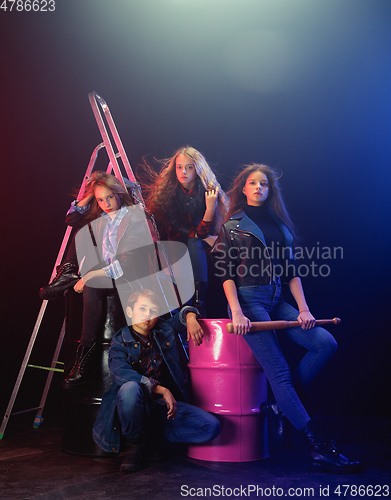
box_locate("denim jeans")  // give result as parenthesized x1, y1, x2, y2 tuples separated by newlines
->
(231, 279, 337, 430)
(116, 381, 221, 443)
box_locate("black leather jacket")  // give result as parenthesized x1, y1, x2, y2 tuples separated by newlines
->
(212, 210, 296, 288)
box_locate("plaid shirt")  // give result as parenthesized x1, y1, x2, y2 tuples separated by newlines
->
(130, 328, 163, 391)
(179, 184, 213, 239)
(101, 206, 128, 279)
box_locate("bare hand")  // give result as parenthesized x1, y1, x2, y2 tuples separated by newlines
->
(231, 311, 252, 335)
(74, 278, 85, 294)
(162, 389, 177, 419)
(187, 317, 204, 347)
(205, 187, 219, 213)
(76, 191, 95, 208)
(74, 270, 102, 293)
(297, 310, 316, 329)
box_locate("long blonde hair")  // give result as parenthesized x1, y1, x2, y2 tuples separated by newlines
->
(143, 146, 229, 235)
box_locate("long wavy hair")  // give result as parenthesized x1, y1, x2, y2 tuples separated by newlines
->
(226, 164, 297, 239)
(79, 171, 134, 223)
(143, 146, 229, 235)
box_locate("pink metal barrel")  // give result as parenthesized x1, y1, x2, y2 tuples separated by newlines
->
(187, 319, 269, 462)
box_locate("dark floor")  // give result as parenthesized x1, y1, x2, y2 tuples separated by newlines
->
(0, 414, 390, 500)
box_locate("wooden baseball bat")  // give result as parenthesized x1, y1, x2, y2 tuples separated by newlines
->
(226, 318, 341, 334)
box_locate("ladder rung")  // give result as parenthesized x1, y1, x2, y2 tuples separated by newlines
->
(11, 407, 43, 416)
(27, 364, 64, 373)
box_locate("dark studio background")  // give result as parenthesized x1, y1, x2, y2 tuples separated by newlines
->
(1, 0, 390, 430)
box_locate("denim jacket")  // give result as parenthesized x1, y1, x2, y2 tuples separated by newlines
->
(212, 210, 296, 287)
(92, 306, 197, 453)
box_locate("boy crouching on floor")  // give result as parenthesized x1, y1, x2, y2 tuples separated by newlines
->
(93, 289, 221, 472)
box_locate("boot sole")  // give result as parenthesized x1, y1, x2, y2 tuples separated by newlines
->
(39, 278, 80, 298)
(310, 461, 363, 474)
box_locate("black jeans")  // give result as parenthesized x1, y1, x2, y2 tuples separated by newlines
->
(80, 278, 120, 347)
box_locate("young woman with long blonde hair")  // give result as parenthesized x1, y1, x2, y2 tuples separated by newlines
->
(144, 146, 229, 339)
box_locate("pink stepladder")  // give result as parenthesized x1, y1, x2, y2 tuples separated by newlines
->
(187, 319, 269, 462)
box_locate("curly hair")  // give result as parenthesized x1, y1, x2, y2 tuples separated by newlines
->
(143, 146, 229, 235)
(78, 171, 134, 223)
(226, 163, 297, 239)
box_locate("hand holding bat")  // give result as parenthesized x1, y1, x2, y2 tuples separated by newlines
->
(226, 318, 341, 334)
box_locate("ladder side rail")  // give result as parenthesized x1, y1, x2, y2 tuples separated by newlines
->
(92, 92, 185, 312)
(30, 142, 106, 427)
(77, 143, 106, 200)
(90, 93, 146, 209)
(88, 93, 127, 189)
(47, 143, 105, 282)
(33, 318, 67, 428)
(91, 93, 180, 279)
(0, 300, 48, 438)
(91, 93, 183, 312)
(0, 142, 106, 439)
(94, 93, 137, 184)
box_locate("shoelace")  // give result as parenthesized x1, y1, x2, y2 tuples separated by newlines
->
(327, 438, 342, 454)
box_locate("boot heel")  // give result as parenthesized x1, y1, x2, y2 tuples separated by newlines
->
(260, 400, 292, 449)
(260, 402, 271, 418)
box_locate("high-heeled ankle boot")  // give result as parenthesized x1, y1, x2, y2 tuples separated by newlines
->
(192, 280, 207, 318)
(260, 399, 292, 449)
(63, 343, 96, 387)
(300, 419, 362, 474)
(39, 261, 80, 300)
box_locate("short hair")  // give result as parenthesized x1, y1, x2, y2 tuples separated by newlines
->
(126, 289, 163, 312)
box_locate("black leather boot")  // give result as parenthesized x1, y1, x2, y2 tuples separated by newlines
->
(192, 280, 207, 318)
(63, 343, 96, 387)
(260, 400, 292, 449)
(119, 436, 145, 472)
(39, 261, 80, 300)
(300, 419, 362, 474)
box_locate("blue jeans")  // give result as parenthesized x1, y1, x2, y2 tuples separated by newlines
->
(231, 279, 337, 430)
(116, 381, 221, 443)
